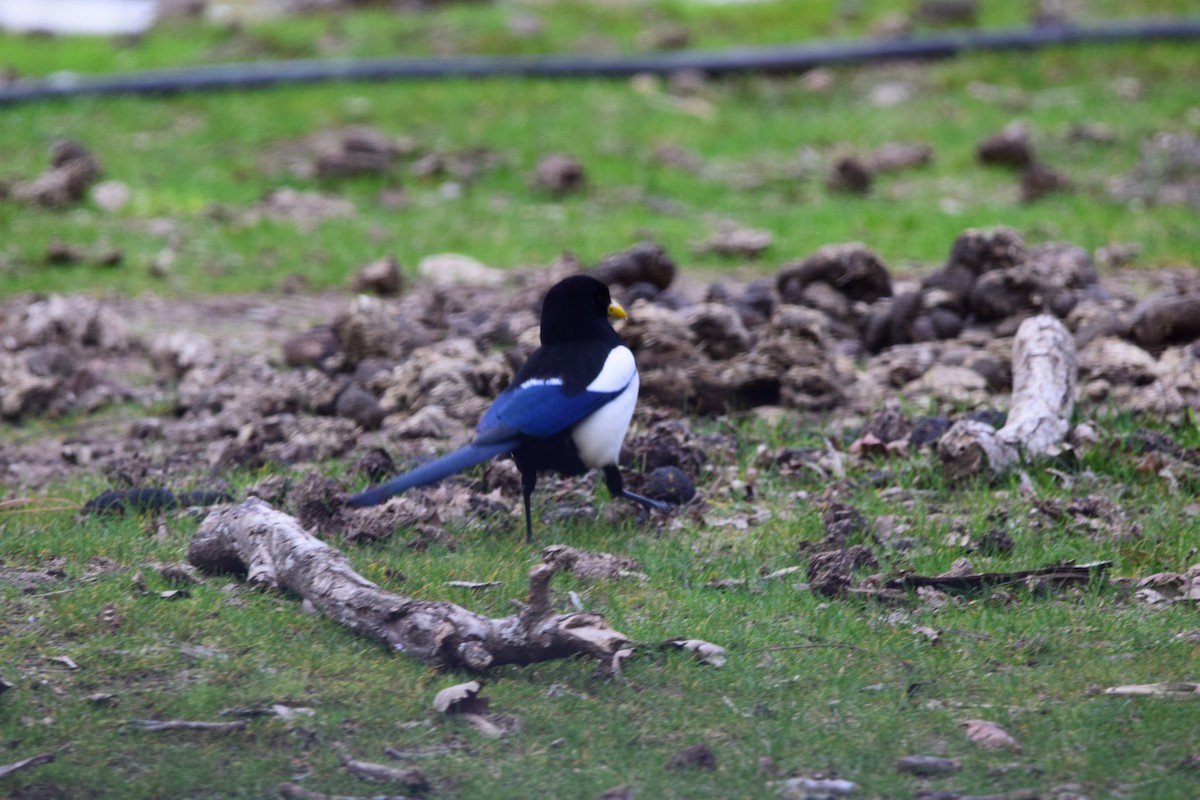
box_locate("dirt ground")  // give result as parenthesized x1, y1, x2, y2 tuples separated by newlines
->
(2, 235, 1198, 526)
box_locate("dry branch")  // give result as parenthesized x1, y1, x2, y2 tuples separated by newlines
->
(0, 750, 59, 779)
(939, 314, 1076, 479)
(278, 783, 408, 800)
(187, 498, 628, 670)
(131, 719, 248, 732)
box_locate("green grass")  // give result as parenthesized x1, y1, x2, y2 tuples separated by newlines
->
(3, 1, 1200, 797)
(3, 412, 1199, 798)
(2, 2, 1199, 295)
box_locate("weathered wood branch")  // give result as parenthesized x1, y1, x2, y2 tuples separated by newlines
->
(939, 315, 1076, 480)
(186, 498, 628, 670)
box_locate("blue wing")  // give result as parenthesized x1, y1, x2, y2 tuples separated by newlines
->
(476, 380, 622, 444)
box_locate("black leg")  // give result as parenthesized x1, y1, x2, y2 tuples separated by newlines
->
(603, 465, 672, 511)
(521, 469, 538, 543)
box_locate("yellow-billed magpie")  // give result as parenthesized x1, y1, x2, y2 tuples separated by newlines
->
(348, 274, 670, 540)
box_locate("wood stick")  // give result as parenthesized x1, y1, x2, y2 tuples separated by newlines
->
(187, 498, 628, 670)
(939, 314, 1076, 480)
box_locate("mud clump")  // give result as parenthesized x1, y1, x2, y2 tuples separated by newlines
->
(531, 153, 586, 196)
(643, 466, 696, 505)
(351, 256, 404, 297)
(13, 140, 102, 208)
(592, 242, 677, 291)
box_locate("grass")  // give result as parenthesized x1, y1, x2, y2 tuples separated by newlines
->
(3, 0, 1200, 797)
(2, 3, 1199, 295)
(3, 411, 1199, 798)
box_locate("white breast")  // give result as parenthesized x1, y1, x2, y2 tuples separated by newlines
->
(572, 347, 639, 469)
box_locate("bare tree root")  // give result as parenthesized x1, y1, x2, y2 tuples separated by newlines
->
(187, 498, 628, 670)
(939, 314, 1076, 480)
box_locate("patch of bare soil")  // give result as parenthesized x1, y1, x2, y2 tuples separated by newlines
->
(2, 232, 1197, 540)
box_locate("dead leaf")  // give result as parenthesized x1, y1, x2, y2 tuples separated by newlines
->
(664, 638, 727, 667)
(432, 681, 488, 714)
(912, 625, 942, 645)
(541, 545, 647, 581)
(462, 713, 508, 738)
(1134, 572, 1200, 605)
(963, 718, 1022, 752)
(46, 655, 78, 670)
(272, 704, 316, 720)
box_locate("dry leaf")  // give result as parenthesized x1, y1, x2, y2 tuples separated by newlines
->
(271, 704, 316, 720)
(462, 712, 510, 738)
(46, 656, 78, 670)
(432, 681, 488, 714)
(665, 638, 727, 667)
(963, 718, 1022, 752)
(911, 625, 942, 645)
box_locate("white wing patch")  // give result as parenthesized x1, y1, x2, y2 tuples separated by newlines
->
(587, 346, 636, 393)
(519, 377, 564, 389)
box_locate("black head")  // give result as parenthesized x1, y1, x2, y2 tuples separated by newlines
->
(539, 275, 626, 345)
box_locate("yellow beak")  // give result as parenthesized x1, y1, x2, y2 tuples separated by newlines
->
(607, 301, 628, 321)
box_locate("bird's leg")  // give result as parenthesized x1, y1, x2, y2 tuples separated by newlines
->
(603, 465, 672, 511)
(521, 469, 538, 543)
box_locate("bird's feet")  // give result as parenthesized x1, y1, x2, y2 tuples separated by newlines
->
(621, 489, 674, 512)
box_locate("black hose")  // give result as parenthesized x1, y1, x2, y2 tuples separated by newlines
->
(2, 17, 1199, 106)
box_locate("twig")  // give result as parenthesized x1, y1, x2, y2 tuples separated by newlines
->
(339, 753, 428, 789)
(747, 642, 875, 656)
(0, 749, 63, 779)
(130, 719, 248, 732)
(277, 783, 409, 800)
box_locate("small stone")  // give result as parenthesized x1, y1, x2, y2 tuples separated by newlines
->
(91, 180, 131, 213)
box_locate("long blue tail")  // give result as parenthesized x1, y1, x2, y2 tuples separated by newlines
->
(347, 439, 519, 508)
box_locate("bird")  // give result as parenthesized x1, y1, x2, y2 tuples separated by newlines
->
(347, 274, 670, 541)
